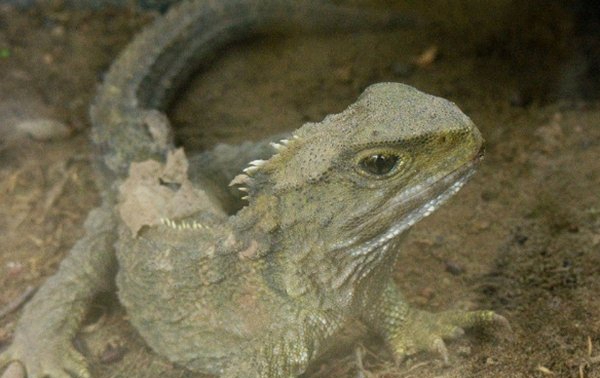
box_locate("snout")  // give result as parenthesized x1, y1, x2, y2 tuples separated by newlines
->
(468, 122, 485, 162)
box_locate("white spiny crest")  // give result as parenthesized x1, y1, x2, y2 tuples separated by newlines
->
(249, 159, 267, 167)
(229, 174, 252, 186)
(241, 159, 268, 177)
(233, 133, 303, 195)
(160, 218, 208, 231)
(269, 142, 284, 151)
(242, 165, 259, 174)
(229, 173, 254, 196)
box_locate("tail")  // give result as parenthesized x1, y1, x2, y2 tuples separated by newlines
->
(90, 0, 414, 180)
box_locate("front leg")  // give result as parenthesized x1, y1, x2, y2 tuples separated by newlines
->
(363, 279, 508, 364)
(222, 310, 342, 378)
(0, 202, 117, 378)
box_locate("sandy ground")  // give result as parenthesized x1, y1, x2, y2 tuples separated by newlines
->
(1, 1, 599, 377)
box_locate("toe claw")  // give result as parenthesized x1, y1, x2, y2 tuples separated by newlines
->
(393, 350, 408, 367)
(492, 314, 511, 330)
(385, 308, 509, 366)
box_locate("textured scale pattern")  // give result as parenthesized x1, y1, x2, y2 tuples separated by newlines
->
(0, 1, 508, 378)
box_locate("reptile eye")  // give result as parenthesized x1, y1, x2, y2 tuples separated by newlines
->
(359, 153, 400, 176)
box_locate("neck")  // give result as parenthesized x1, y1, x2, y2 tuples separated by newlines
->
(235, 188, 405, 310)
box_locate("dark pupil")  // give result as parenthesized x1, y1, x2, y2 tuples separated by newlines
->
(361, 154, 398, 175)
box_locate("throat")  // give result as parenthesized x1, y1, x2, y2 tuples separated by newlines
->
(328, 241, 400, 292)
(297, 225, 407, 299)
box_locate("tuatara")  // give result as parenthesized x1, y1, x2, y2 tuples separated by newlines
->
(0, 1, 507, 377)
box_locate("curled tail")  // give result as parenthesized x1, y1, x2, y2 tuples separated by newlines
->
(90, 0, 412, 180)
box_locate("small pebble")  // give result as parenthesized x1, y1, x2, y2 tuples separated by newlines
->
(474, 220, 491, 231)
(51, 25, 65, 37)
(445, 260, 465, 276)
(16, 118, 71, 141)
(42, 53, 54, 65)
(413, 45, 439, 68)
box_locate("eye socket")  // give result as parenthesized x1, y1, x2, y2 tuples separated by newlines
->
(359, 153, 400, 176)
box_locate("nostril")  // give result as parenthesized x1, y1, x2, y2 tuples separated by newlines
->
(476, 145, 486, 160)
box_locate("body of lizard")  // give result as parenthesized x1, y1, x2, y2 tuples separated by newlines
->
(0, 1, 506, 377)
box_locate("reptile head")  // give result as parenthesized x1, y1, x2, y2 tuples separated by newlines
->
(236, 83, 483, 288)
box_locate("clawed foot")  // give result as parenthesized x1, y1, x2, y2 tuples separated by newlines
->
(0, 342, 90, 378)
(389, 310, 510, 365)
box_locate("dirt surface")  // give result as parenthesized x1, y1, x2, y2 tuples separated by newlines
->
(1, 1, 599, 377)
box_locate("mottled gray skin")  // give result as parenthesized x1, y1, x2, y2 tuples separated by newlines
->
(0, 1, 506, 378)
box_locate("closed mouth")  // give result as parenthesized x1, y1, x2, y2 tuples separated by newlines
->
(338, 158, 479, 257)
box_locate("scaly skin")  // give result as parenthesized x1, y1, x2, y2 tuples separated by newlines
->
(0, 1, 506, 377)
